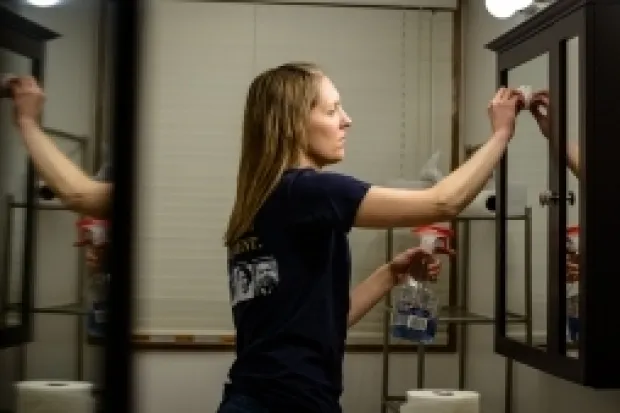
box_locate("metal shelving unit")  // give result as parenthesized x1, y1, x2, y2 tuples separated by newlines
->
(381, 208, 533, 413)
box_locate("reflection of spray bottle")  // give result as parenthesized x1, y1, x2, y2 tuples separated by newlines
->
(391, 224, 452, 344)
(566, 226, 579, 343)
(75, 217, 110, 338)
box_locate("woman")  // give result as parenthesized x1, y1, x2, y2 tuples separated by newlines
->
(220, 62, 523, 413)
(5, 75, 112, 217)
(7, 75, 113, 337)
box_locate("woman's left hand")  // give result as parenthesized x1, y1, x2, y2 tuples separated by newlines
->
(529, 89, 550, 139)
(389, 247, 450, 285)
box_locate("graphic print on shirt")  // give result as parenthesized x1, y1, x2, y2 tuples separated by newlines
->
(228, 235, 279, 308)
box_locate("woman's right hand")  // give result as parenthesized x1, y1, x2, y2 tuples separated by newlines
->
(529, 89, 550, 138)
(7, 75, 45, 125)
(487, 87, 523, 141)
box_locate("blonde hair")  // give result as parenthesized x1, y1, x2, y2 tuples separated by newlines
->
(224, 62, 323, 247)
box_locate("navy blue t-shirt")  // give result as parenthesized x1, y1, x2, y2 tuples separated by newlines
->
(225, 168, 371, 413)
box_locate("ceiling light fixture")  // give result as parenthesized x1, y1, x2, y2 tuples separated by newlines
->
(485, 0, 535, 19)
(24, 0, 63, 7)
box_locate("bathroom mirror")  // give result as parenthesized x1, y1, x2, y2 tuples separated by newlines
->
(564, 35, 579, 359)
(0, 48, 32, 332)
(488, 0, 620, 388)
(0, 5, 57, 349)
(0, 2, 134, 412)
(504, 52, 549, 350)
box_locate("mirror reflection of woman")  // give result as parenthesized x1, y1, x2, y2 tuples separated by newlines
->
(6, 76, 112, 217)
(529, 90, 580, 296)
(6, 75, 114, 340)
(529, 90, 580, 178)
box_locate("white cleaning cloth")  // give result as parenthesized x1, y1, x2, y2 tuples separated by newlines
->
(517, 85, 532, 109)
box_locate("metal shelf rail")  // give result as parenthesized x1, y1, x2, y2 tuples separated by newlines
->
(380, 208, 533, 413)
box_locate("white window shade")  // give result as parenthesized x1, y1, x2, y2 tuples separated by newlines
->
(136, 2, 454, 344)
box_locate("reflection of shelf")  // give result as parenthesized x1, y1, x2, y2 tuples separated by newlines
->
(5, 311, 20, 327)
(87, 335, 104, 347)
(6, 302, 86, 315)
(10, 202, 71, 211)
(455, 214, 527, 221)
(34, 303, 86, 315)
(42, 126, 88, 144)
(384, 399, 405, 412)
(385, 305, 527, 325)
(532, 341, 579, 351)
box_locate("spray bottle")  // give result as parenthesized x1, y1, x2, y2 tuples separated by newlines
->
(566, 225, 579, 343)
(391, 224, 452, 344)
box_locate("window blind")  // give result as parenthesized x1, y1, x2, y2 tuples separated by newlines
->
(136, 2, 454, 344)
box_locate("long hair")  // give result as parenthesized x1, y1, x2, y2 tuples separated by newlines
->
(224, 62, 322, 247)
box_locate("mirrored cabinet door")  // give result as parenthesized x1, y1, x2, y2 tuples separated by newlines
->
(0, 5, 57, 349)
(0, 48, 33, 336)
(503, 53, 549, 351)
(564, 35, 580, 360)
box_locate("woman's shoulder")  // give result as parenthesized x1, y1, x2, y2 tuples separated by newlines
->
(281, 168, 362, 189)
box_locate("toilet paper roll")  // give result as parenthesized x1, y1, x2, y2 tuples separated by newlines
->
(401, 390, 480, 413)
(15, 381, 94, 413)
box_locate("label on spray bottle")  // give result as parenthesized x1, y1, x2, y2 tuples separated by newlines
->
(391, 279, 437, 343)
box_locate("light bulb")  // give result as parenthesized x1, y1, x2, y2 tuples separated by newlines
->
(25, 0, 62, 7)
(513, 0, 535, 10)
(485, 0, 518, 19)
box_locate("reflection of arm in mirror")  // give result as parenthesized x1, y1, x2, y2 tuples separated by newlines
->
(530, 90, 580, 178)
(347, 248, 442, 328)
(353, 88, 524, 228)
(565, 142, 579, 178)
(8, 76, 111, 217)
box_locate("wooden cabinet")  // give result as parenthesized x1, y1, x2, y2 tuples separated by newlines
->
(487, 0, 620, 388)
